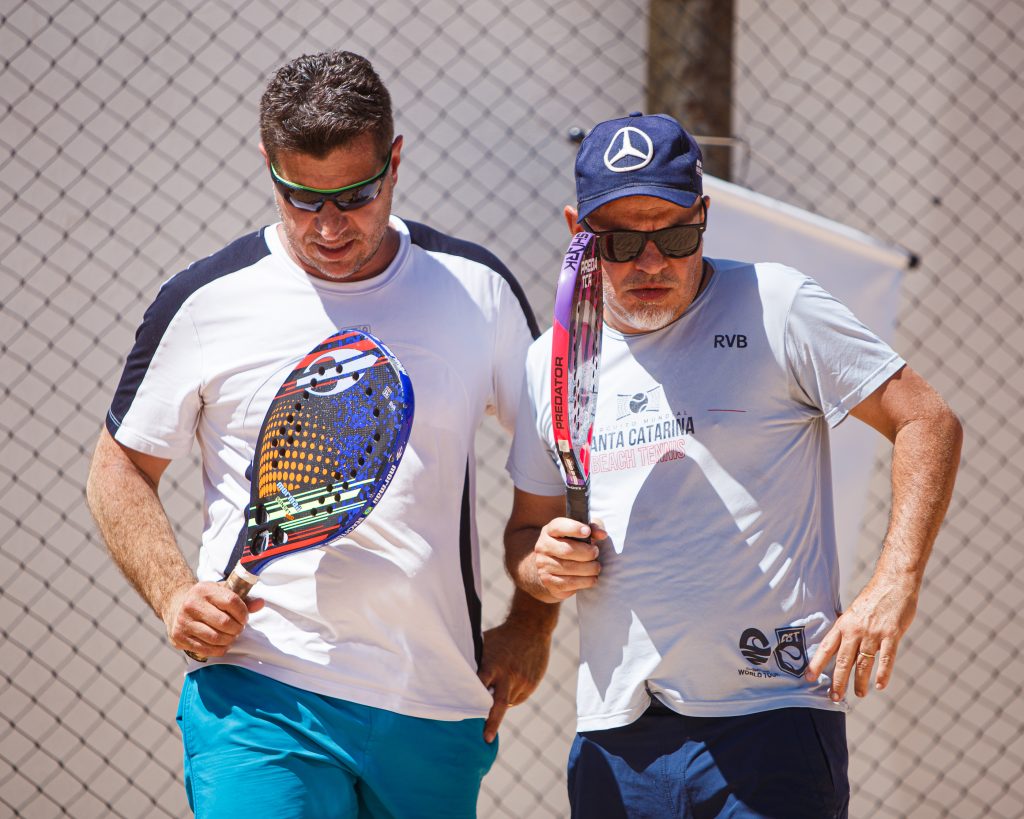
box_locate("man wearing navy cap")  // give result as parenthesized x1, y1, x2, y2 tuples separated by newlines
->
(504, 113, 962, 817)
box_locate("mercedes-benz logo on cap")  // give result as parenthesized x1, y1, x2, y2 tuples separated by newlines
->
(603, 126, 654, 173)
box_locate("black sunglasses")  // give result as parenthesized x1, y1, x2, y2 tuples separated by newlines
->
(270, 153, 392, 213)
(586, 203, 707, 263)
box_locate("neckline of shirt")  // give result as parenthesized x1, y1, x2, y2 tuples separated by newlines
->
(602, 257, 719, 342)
(263, 216, 411, 295)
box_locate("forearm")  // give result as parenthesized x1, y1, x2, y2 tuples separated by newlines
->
(86, 435, 196, 622)
(504, 586, 560, 634)
(874, 408, 962, 587)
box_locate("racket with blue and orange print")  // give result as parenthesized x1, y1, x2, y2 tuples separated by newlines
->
(186, 328, 414, 661)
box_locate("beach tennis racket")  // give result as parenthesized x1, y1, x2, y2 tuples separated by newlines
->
(550, 231, 603, 524)
(185, 328, 414, 661)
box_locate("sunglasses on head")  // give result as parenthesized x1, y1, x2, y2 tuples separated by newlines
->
(585, 201, 707, 263)
(270, 153, 392, 212)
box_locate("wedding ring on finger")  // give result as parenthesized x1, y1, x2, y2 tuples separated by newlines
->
(858, 650, 876, 659)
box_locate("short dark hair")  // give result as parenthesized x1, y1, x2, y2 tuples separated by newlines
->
(259, 51, 394, 165)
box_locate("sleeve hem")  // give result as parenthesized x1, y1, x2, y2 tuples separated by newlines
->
(506, 466, 566, 498)
(106, 416, 193, 460)
(824, 355, 906, 429)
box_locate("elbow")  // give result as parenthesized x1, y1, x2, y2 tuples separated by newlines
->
(920, 400, 964, 473)
(915, 389, 964, 460)
(933, 394, 964, 452)
(945, 407, 964, 463)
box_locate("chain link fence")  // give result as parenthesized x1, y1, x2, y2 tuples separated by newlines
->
(2, 1, 1021, 816)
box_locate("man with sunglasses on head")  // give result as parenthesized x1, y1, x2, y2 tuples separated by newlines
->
(86, 50, 558, 818)
(504, 113, 961, 818)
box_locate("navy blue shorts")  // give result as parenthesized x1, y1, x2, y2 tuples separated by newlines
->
(568, 702, 848, 818)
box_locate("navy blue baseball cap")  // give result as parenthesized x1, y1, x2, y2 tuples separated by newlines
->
(575, 112, 703, 222)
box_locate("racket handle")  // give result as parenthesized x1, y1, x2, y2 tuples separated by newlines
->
(183, 567, 257, 663)
(565, 485, 590, 526)
(225, 568, 255, 599)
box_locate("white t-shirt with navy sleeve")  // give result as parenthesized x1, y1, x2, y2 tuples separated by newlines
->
(108, 216, 536, 721)
(507, 257, 904, 732)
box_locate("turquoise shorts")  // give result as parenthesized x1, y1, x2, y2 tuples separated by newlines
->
(177, 665, 498, 819)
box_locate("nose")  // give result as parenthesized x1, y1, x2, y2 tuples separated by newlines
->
(315, 203, 349, 238)
(632, 236, 668, 274)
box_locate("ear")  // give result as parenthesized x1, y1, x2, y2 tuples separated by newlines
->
(390, 135, 404, 179)
(259, 142, 270, 166)
(564, 205, 585, 235)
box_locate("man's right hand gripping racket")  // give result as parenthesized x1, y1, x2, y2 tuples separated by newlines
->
(185, 328, 414, 662)
(550, 231, 603, 525)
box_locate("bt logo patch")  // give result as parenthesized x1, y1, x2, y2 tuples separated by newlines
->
(738, 625, 809, 678)
(773, 627, 809, 677)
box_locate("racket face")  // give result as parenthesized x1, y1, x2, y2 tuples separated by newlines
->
(551, 232, 603, 490)
(238, 329, 414, 574)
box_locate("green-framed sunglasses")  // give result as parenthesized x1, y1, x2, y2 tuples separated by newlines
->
(270, 152, 393, 212)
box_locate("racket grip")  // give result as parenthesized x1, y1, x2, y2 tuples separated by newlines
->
(565, 485, 590, 526)
(225, 569, 255, 600)
(183, 567, 257, 663)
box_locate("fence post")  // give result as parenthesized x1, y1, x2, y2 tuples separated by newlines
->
(647, 0, 735, 180)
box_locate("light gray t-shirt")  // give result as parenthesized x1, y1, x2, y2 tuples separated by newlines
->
(507, 257, 905, 731)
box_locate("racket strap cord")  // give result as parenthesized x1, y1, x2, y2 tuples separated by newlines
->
(220, 526, 248, 581)
(221, 460, 255, 579)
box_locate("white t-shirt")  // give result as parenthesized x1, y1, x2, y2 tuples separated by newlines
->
(507, 258, 904, 731)
(108, 217, 536, 721)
